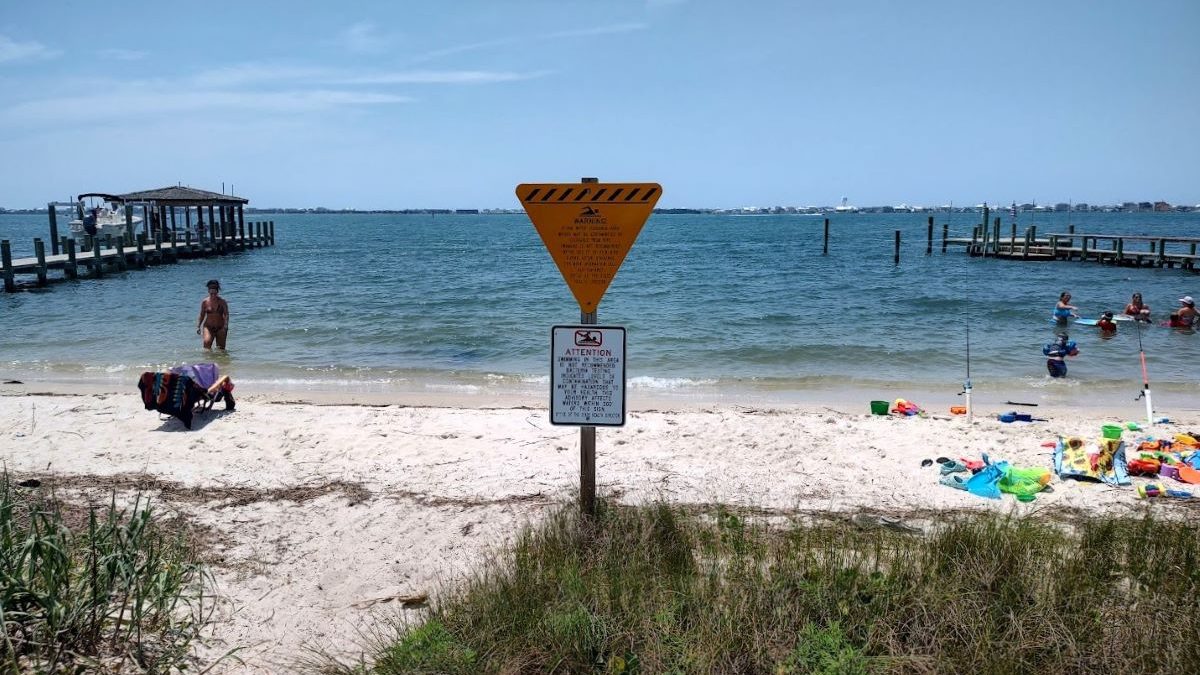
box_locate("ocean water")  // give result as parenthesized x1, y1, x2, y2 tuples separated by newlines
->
(2, 211, 1198, 405)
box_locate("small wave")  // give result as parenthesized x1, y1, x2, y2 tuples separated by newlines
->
(238, 376, 407, 387)
(1023, 375, 1082, 389)
(628, 376, 718, 390)
(424, 383, 482, 393)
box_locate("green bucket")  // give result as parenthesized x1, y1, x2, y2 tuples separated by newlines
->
(870, 400, 890, 415)
(1101, 424, 1123, 440)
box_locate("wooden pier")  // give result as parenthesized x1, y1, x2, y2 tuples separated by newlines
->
(942, 215, 1200, 273)
(2, 185, 277, 292)
(2, 222, 275, 292)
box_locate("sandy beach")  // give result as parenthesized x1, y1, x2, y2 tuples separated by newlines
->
(3, 382, 1199, 673)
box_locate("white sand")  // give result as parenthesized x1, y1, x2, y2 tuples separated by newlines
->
(2, 386, 1196, 673)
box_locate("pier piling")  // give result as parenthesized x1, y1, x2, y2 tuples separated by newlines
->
(926, 216, 933, 255)
(91, 238, 102, 278)
(48, 206, 59, 255)
(115, 238, 127, 271)
(65, 239, 77, 279)
(894, 230, 901, 265)
(823, 218, 829, 255)
(2, 241, 14, 292)
(135, 233, 147, 268)
(34, 239, 47, 285)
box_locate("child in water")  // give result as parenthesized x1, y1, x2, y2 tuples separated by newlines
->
(1168, 312, 1191, 328)
(1097, 311, 1117, 334)
(1043, 332, 1079, 378)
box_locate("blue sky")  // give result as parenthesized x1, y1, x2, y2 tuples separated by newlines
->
(1, 0, 1197, 209)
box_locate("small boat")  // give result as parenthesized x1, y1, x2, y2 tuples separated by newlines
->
(68, 193, 143, 241)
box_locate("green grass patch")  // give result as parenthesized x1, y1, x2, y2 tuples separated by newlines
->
(352, 500, 1200, 674)
(0, 474, 212, 672)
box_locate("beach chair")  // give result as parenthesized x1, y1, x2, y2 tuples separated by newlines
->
(137, 363, 235, 429)
(169, 363, 235, 413)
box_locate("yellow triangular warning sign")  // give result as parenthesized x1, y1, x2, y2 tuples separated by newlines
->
(517, 182, 661, 313)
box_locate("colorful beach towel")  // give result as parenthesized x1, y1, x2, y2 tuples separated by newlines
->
(961, 454, 1053, 502)
(1053, 437, 1130, 486)
(137, 372, 207, 429)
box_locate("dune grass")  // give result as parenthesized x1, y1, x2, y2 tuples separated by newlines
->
(0, 474, 212, 673)
(345, 499, 1200, 674)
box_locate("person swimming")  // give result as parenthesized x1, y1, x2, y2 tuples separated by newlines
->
(1097, 311, 1117, 334)
(1053, 291, 1079, 323)
(1043, 332, 1078, 378)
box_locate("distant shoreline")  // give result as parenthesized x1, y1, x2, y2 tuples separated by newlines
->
(3, 205, 1198, 215)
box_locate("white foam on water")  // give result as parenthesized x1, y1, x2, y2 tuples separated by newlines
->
(424, 383, 482, 393)
(628, 376, 718, 390)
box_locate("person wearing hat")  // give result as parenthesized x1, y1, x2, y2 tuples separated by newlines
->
(196, 279, 229, 349)
(1179, 296, 1197, 328)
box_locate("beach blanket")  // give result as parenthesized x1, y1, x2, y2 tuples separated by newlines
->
(1053, 437, 1130, 486)
(962, 454, 1052, 502)
(137, 372, 207, 429)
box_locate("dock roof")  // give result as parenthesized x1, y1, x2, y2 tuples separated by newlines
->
(118, 186, 248, 206)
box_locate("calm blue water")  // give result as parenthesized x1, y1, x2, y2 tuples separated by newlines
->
(2, 211, 1198, 402)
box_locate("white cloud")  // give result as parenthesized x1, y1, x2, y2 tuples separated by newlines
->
(337, 69, 551, 85)
(189, 62, 548, 88)
(190, 64, 332, 88)
(544, 23, 648, 39)
(1, 88, 411, 125)
(335, 22, 390, 55)
(98, 48, 148, 61)
(0, 35, 59, 64)
(409, 23, 648, 64)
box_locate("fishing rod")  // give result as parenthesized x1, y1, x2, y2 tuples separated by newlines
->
(958, 201, 973, 423)
(964, 323, 972, 422)
(1134, 318, 1154, 427)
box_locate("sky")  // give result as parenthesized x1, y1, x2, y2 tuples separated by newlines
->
(1, 0, 1197, 209)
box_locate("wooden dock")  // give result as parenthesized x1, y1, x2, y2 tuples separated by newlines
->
(2, 221, 275, 292)
(942, 218, 1200, 272)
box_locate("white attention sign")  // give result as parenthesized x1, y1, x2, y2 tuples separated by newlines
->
(550, 325, 626, 426)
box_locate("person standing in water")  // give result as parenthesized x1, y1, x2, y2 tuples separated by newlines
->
(1043, 332, 1078, 378)
(197, 279, 229, 350)
(1124, 292, 1151, 322)
(1053, 291, 1078, 323)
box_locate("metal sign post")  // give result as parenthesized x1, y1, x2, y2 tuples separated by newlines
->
(580, 311, 597, 517)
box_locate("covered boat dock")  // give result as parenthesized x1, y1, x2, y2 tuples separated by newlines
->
(2, 185, 275, 292)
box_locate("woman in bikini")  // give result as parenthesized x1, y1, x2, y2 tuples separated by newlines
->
(1124, 292, 1151, 322)
(197, 279, 229, 349)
